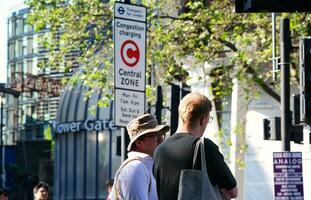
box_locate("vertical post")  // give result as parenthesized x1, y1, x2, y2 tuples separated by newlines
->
(0, 97, 3, 188)
(121, 128, 130, 162)
(169, 84, 180, 135)
(272, 13, 277, 81)
(280, 18, 291, 151)
(121, 128, 126, 162)
(155, 86, 163, 124)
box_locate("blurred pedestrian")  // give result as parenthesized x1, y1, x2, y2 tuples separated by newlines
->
(0, 188, 8, 200)
(33, 181, 49, 200)
(109, 114, 169, 200)
(153, 92, 238, 200)
(105, 179, 114, 200)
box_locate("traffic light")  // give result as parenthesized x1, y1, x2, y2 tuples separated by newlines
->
(292, 94, 301, 125)
(263, 118, 271, 140)
(235, 0, 311, 13)
(299, 38, 311, 125)
(263, 117, 304, 143)
(263, 117, 281, 140)
(290, 125, 304, 144)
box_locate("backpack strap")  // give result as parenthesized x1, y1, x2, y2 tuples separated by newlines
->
(113, 158, 152, 200)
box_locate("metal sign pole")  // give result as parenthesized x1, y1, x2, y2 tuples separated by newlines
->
(280, 18, 291, 151)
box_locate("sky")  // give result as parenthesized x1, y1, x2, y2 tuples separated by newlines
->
(0, 0, 24, 83)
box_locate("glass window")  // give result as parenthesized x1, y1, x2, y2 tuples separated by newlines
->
(8, 19, 12, 38)
(44, 103, 49, 121)
(23, 19, 28, 33)
(15, 39, 23, 57)
(21, 18, 24, 34)
(15, 19, 19, 35)
(9, 42, 15, 60)
(27, 37, 33, 54)
(11, 18, 16, 37)
(22, 45, 26, 56)
(8, 63, 15, 80)
(27, 59, 33, 74)
(16, 61, 22, 72)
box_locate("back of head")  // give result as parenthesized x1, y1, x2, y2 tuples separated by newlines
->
(178, 92, 212, 127)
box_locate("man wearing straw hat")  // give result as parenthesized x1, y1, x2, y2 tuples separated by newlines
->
(153, 92, 238, 200)
(109, 114, 169, 200)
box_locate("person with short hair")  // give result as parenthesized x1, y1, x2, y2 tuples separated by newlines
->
(33, 181, 49, 200)
(109, 114, 169, 200)
(153, 92, 238, 200)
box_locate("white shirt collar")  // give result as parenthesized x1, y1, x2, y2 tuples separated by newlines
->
(127, 151, 154, 169)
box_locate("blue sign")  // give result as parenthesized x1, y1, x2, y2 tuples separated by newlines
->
(273, 152, 304, 200)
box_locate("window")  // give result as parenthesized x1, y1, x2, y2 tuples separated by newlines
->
(8, 19, 12, 38)
(15, 39, 23, 57)
(11, 18, 16, 37)
(27, 37, 34, 54)
(27, 59, 33, 74)
(9, 42, 15, 60)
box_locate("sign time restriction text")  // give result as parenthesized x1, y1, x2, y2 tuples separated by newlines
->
(115, 89, 145, 127)
(273, 152, 304, 200)
(114, 2, 146, 127)
(114, 2, 146, 92)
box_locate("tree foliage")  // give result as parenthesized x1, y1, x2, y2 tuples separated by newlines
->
(25, 0, 311, 104)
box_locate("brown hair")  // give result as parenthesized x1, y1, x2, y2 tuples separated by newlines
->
(178, 92, 212, 127)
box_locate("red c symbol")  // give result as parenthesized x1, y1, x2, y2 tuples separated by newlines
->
(121, 40, 140, 67)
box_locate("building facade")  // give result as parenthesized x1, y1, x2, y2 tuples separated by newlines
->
(3, 4, 66, 198)
(5, 4, 64, 144)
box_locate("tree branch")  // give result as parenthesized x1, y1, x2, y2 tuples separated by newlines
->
(155, 15, 193, 21)
(218, 38, 238, 52)
(246, 66, 280, 102)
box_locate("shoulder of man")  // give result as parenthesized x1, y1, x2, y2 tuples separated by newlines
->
(203, 137, 220, 151)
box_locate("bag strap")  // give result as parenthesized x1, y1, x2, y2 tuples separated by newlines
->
(114, 158, 152, 200)
(200, 137, 208, 172)
(200, 138, 224, 200)
(192, 138, 201, 169)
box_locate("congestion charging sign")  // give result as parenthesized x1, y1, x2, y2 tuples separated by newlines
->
(114, 2, 146, 127)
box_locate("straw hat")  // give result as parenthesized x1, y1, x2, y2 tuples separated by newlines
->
(127, 114, 169, 151)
